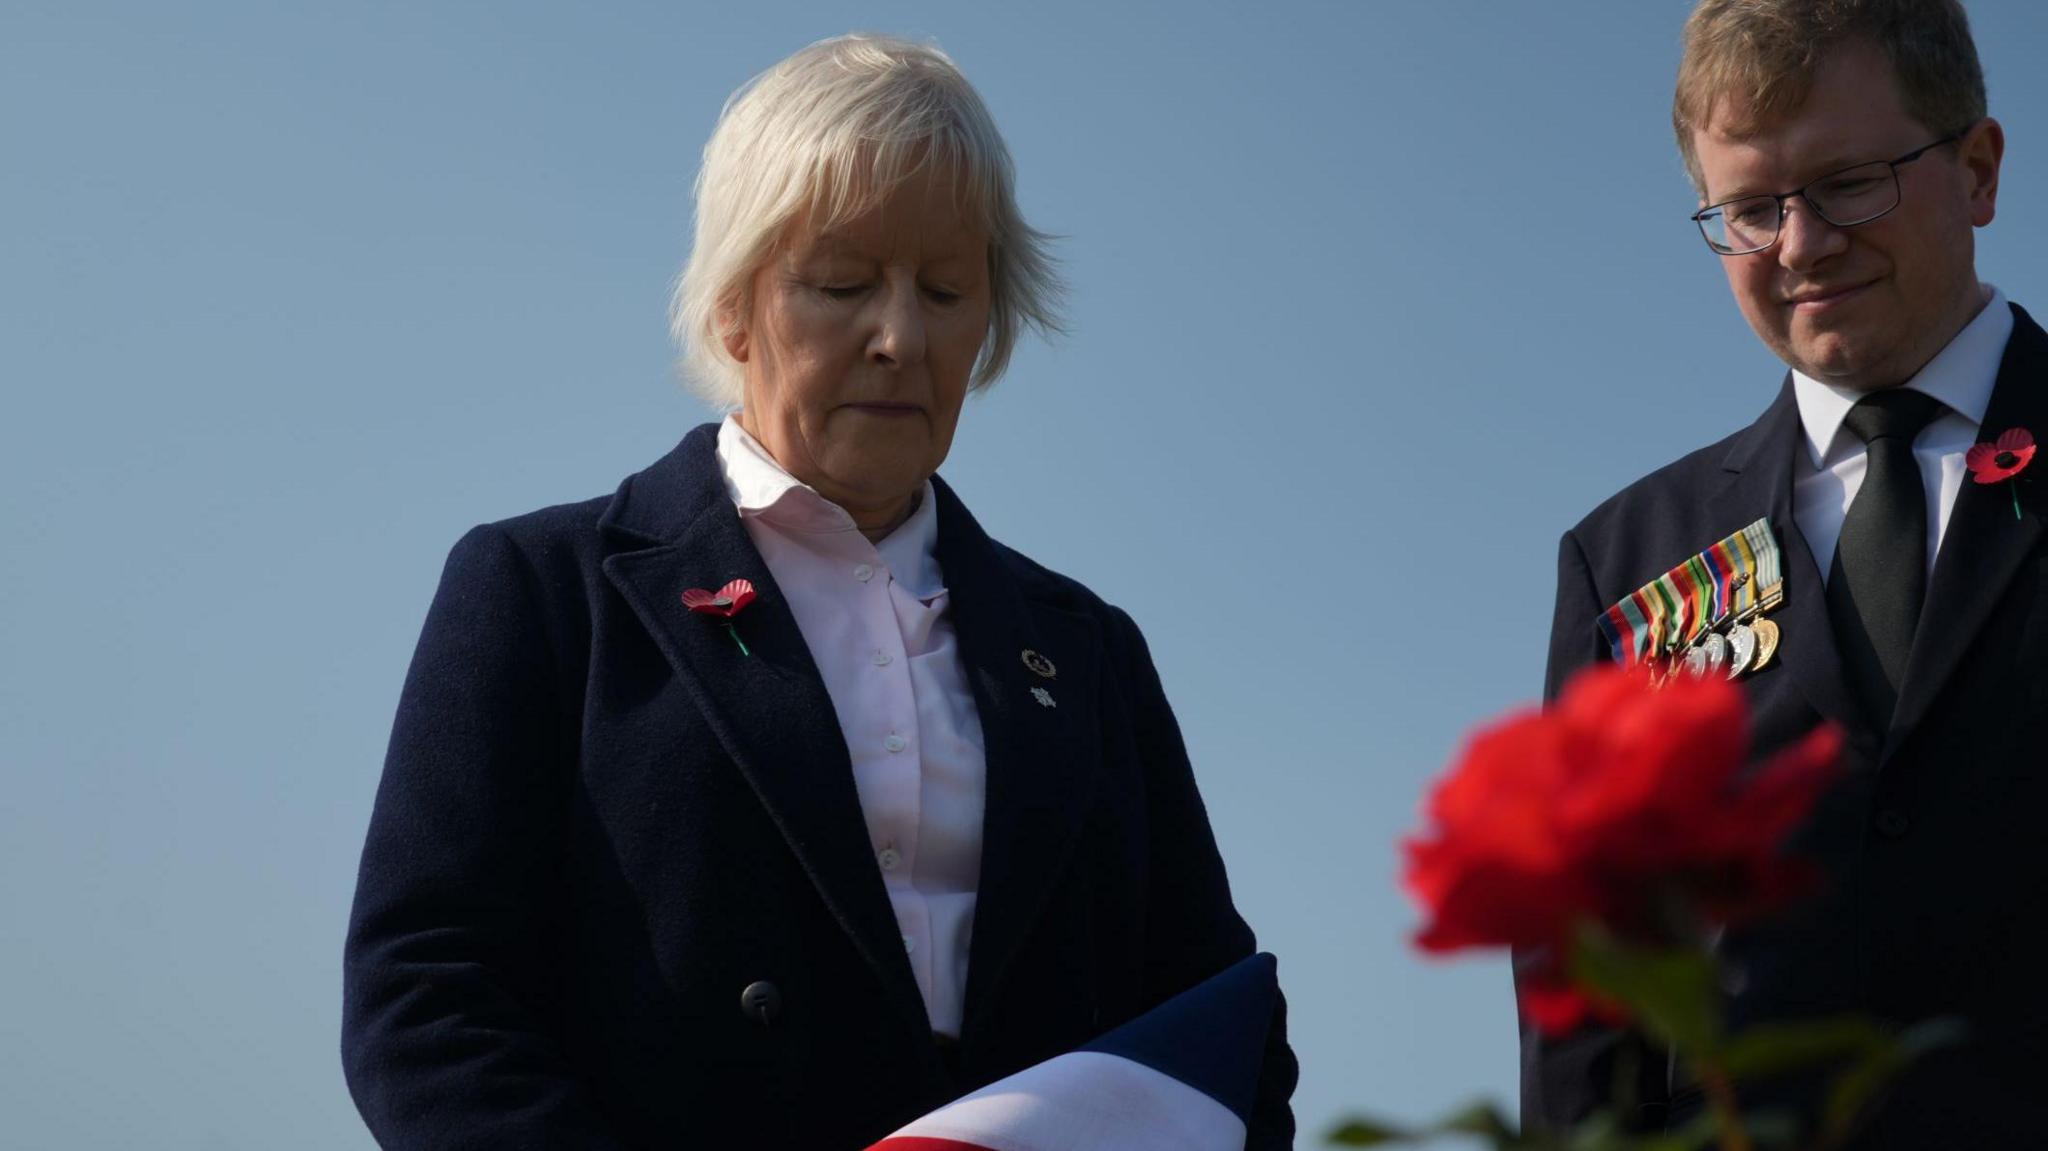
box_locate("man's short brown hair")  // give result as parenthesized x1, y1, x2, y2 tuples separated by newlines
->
(1673, 0, 1987, 195)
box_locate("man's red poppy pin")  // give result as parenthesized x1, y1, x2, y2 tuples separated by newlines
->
(1966, 427, 2035, 520)
(681, 579, 757, 654)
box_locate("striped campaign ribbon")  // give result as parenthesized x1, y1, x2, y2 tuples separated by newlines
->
(1597, 518, 1783, 669)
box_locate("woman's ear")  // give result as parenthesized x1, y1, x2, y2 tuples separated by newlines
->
(718, 293, 750, 363)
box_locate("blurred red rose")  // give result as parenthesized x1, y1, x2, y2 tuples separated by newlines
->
(1402, 664, 1841, 1033)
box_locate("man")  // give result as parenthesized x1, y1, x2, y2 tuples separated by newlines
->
(1530, 2, 2043, 1145)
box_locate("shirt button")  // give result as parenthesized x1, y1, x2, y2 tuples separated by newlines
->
(872, 650, 893, 667)
(903, 935, 916, 954)
(883, 734, 907, 753)
(877, 847, 901, 871)
(853, 563, 874, 583)
(1874, 808, 1911, 839)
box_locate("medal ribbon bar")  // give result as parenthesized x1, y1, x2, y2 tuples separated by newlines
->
(1597, 517, 1784, 669)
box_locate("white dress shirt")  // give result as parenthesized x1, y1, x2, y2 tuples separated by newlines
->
(1792, 287, 2013, 583)
(715, 416, 986, 1037)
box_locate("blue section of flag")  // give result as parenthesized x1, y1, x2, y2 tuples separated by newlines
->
(1080, 952, 1277, 1125)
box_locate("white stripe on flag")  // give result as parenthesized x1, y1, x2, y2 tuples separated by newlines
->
(875, 1050, 1247, 1151)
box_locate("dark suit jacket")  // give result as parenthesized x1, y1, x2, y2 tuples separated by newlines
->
(1528, 303, 2048, 1149)
(342, 425, 1296, 1149)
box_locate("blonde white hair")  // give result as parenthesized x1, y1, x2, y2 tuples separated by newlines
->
(671, 34, 1064, 408)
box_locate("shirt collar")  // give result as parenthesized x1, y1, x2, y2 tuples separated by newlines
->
(1791, 286, 2012, 467)
(716, 415, 835, 525)
(714, 415, 946, 600)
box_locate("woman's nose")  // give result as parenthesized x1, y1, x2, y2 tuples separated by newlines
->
(868, 276, 927, 367)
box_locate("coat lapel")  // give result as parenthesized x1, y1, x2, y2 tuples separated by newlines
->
(597, 427, 930, 1038)
(1889, 304, 2048, 755)
(930, 479, 1103, 1043)
(1710, 379, 1871, 741)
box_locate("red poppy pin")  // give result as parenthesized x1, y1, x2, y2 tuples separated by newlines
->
(681, 578, 757, 655)
(1966, 427, 2035, 520)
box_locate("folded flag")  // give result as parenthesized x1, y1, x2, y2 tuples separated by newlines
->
(866, 952, 1278, 1151)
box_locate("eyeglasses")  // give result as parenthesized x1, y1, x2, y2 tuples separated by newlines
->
(1690, 131, 1966, 256)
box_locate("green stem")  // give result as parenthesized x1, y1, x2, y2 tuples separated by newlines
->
(2012, 480, 2023, 521)
(1699, 1066, 1753, 1151)
(725, 623, 751, 656)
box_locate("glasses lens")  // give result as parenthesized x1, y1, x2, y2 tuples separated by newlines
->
(1807, 162, 1899, 227)
(1701, 196, 1778, 253)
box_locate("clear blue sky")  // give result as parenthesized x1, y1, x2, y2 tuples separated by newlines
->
(5, 1, 2046, 1146)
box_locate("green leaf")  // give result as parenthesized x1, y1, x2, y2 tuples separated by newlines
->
(1558, 1109, 1724, 1151)
(1895, 1016, 1970, 1058)
(1323, 1116, 1410, 1146)
(1819, 1016, 1968, 1141)
(1561, 1110, 1625, 1151)
(1819, 1045, 1901, 1140)
(1439, 1101, 1521, 1139)
(1324, 1102, 1533, 1148)
(1715, 1017, 1889, 1081)
(1626, 1110, 1719, 1151)
(1734, 1109, 1803, 1150)
(1567, 926, 1724, 1055)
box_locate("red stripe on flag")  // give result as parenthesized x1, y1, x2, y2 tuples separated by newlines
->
(867, 1139, 996, 1151)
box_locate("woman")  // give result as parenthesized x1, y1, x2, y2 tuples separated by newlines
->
(342, 34, 1295, 1149)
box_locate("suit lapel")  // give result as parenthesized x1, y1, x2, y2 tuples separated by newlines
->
(598, 428, 929, 1037)
(1711, 380, 1871, 740)
(1889, 305, 2048, 755)
(931, 480, 1103, 1043)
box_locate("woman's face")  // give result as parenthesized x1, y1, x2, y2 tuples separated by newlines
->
(728, 168, 992, 533)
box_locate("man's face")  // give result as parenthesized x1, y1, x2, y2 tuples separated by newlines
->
(1691, 41, 2002, 390)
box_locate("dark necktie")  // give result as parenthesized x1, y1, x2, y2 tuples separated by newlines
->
(1826, 388, 1945, 729)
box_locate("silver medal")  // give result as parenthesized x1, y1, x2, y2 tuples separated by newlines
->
(1725, 623, 1758, 678)
(1699, 632, 1729, 676)
(1683, 644, 1711, 678)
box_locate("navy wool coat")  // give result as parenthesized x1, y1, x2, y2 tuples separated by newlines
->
(342, 424, 1297, 1149)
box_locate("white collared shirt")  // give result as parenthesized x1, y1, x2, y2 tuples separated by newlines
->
(1791, 287, 2012, 582)
(715, 416, 986, 1037)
